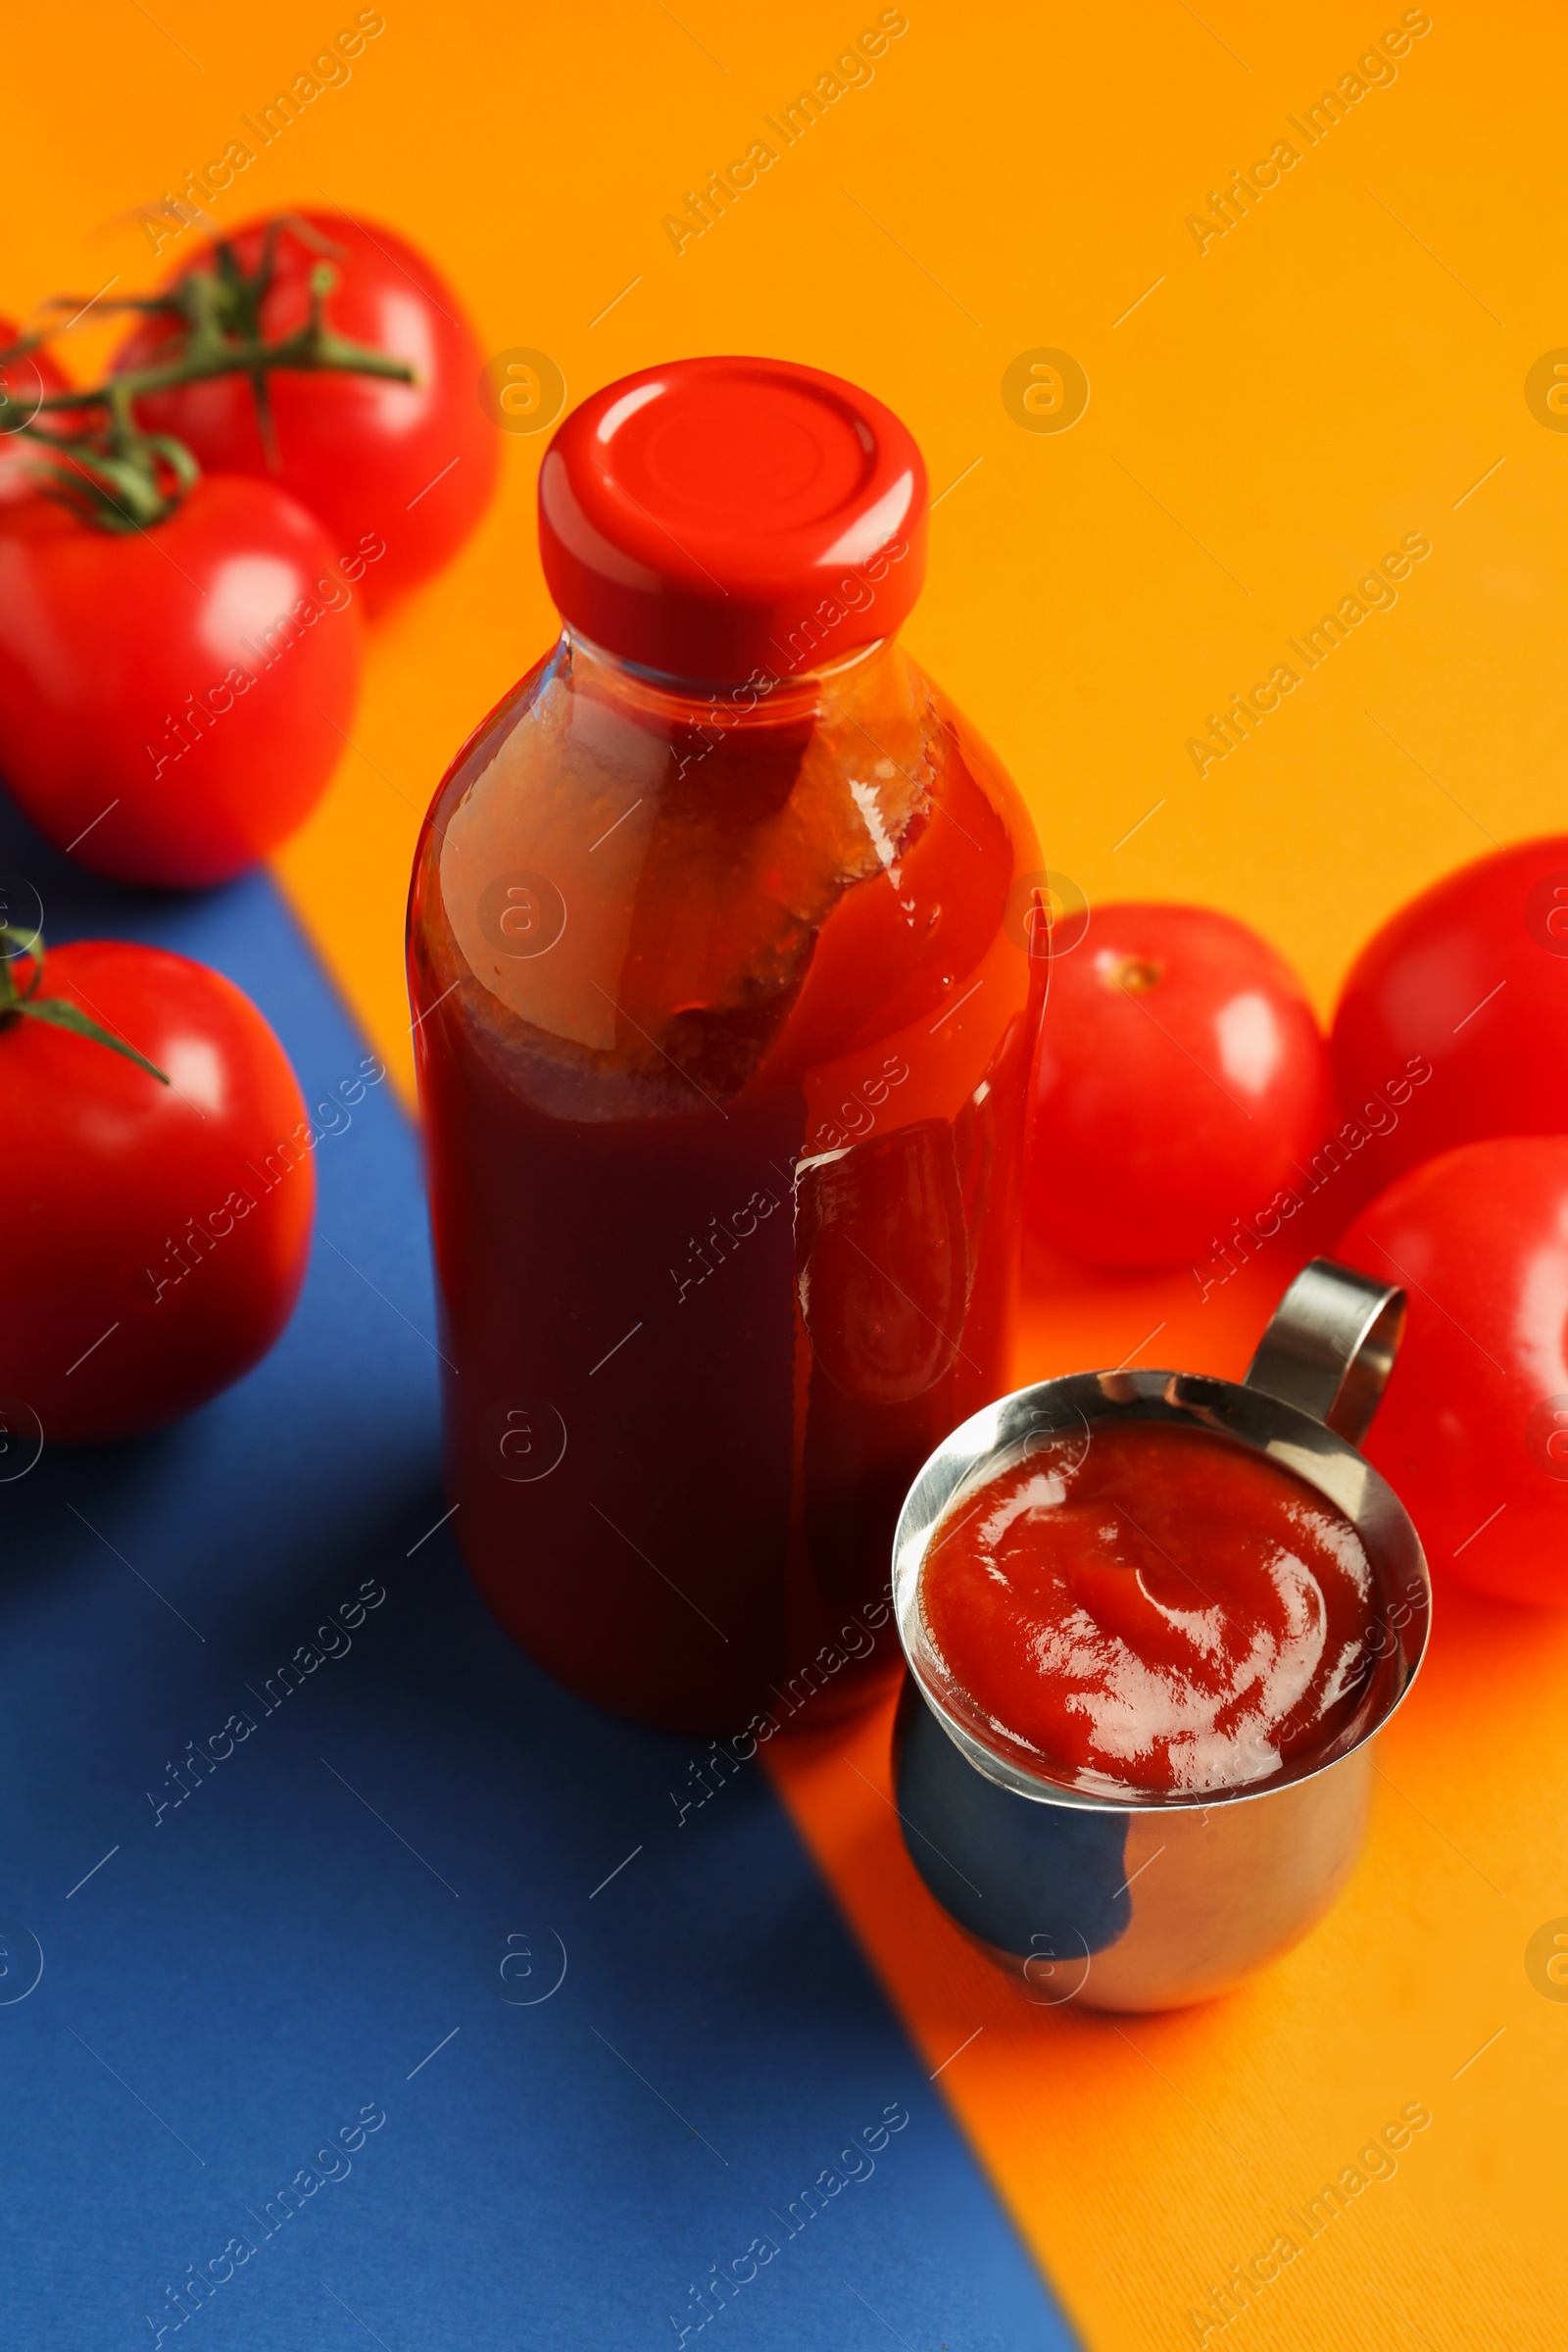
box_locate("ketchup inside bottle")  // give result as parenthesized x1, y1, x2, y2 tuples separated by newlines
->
(919, 1420, 1394, 1797)
(409, 626, 1042, 1734)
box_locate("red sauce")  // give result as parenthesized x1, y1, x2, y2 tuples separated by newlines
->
(920, 1420, 1389, 1797)
(408, 638, 1042, 1734)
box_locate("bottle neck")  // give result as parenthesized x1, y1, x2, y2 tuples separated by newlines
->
(559, 624, 900, 734)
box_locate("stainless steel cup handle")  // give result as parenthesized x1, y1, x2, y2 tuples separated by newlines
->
(1243, 1255, 1406, 1446)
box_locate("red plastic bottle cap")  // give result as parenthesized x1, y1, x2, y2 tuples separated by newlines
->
(537, 357, 928, 684)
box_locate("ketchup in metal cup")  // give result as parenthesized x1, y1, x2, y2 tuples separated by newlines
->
(919, 1420, 1394, 1798)
(407, 358, 1044, 1733)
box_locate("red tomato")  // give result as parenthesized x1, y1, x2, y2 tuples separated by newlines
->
(0, 474, 362, 885)
(1340, 1138, 1568, 1607)
(116, 212, 499, 611)
(1026, 903, 1331, 1269)
(0, 941, 314, 1443)
(1332, 834, 1568, 1191)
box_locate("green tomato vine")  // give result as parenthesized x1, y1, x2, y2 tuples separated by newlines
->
(0, 929, 170, 1081)
(0, 215, 414, 530)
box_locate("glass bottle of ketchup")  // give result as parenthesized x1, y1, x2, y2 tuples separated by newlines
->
(407, 358, 1045, 1735)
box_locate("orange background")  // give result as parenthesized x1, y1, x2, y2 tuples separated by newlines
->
(7, 0, 1565, 2341)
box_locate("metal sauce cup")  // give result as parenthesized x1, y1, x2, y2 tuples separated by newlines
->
(891, 1258, 1429, 2013)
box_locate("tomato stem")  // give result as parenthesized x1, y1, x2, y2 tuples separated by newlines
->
(1107, 955, 1165, 996)
(0, 220, 416, 531)
(25, 310, 413, 416)
(0, 930, 170, 1082)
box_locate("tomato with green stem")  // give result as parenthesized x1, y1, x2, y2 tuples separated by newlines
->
(0, 315, 70, 501)
(1025, 902, 1333, 1270)
(0, 471, 364, 886)
(115, 211, 499, 610)
(0, 933, 314, 1444)
(0, 250, 416, 885)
